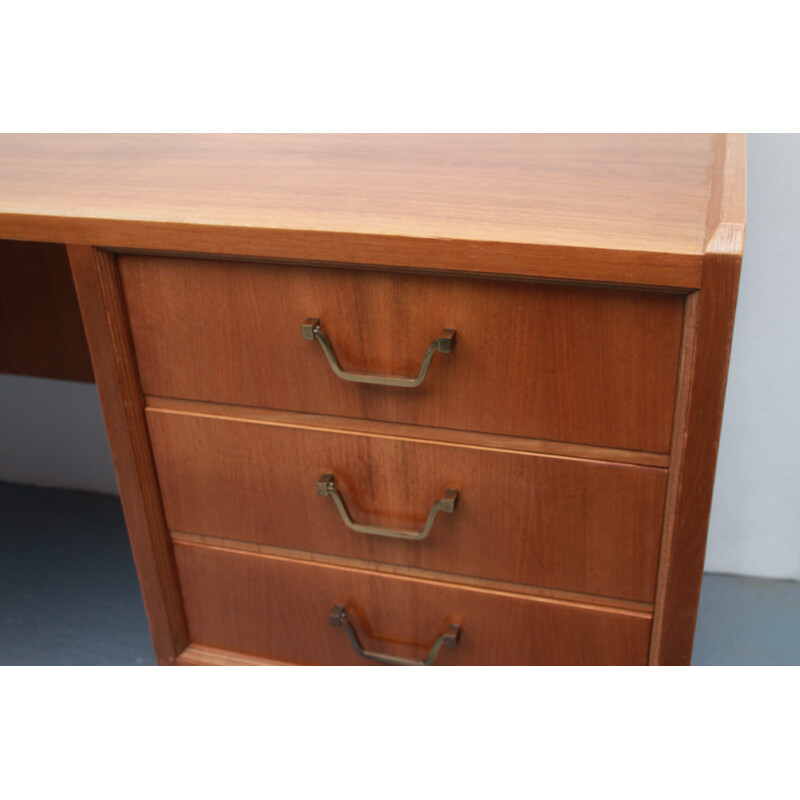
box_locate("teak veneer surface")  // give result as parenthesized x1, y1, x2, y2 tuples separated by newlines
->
(146, 397, 671, 468)
(0, 134, 715, 286)
(121, 254, 685, 453)
(174, 543, 652, 666)
(0, 239, 93, 382)
(170, 531, 654, 614)
(148, 408, 667, 602)
(67, 245, 188, 663)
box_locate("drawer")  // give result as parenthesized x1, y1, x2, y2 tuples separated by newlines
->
(121, 254, 685, 453)
(174, 542, 653, 665)
(149, 408, 667, 602)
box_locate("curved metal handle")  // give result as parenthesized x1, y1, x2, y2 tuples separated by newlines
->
(302, 318, 455, 387)
(329, 604, 460, 666)
(317, 474, 458, 541)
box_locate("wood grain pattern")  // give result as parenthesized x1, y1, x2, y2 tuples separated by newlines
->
(148, 408, 667, 602)
(650, 133, 746, 664)
(0, 239, 93, 381)
(121, 254, 685, 453)
(705, 134, 747, 249)
(174, 542, 653, 665)
(38, 135, 743, 667)
(650, 244, 742, 664)
(649, 291, 700, 661)
(177, 644, 289, 666)
(66, 246, 188, 665)
(170, 531, 654, 614)
(0, 134, 715, 287)
(146, 397, 671, 468)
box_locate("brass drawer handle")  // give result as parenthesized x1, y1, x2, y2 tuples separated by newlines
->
(302, 318, 456, 387)
(317, 473, 458, 541)
(329, 604, 461, 666)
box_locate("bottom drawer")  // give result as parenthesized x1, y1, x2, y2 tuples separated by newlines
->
(174, 543, 652, 665)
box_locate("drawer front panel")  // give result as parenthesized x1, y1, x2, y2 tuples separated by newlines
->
(174, 543, 652, 665)
(150, 409, 667, 602)
(121, 255, 684, 453)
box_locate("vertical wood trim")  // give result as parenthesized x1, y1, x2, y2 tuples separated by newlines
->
(651, 133, 745, 664)
(650, 250, 741, 664)
(649, 291, 699, 663)
(67, 245, 188, 664)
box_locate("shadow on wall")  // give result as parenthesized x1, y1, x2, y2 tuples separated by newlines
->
(0, 373, 118, 495)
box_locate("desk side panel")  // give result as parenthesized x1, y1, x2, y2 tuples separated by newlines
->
(67, 245, 187, 664)
(0, 239, 94, 382)
(651, 234, 744, 666)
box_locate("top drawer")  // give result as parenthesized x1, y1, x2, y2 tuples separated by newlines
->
(119, 255, 684, 452)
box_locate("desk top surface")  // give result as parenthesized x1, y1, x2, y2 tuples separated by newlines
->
(0, 134, 745, 288)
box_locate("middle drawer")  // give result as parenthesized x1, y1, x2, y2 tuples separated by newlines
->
(148, 407, 667, 603)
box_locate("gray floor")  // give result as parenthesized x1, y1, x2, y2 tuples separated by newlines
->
(692, 573, 800, 665)
(0, 481, 156, 665)
(1, 480, 797, 666)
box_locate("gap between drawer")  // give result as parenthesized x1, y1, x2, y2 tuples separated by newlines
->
(170, 530, 654, 618)
(146, 396, 670, 469)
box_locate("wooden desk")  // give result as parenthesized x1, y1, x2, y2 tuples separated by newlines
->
(0, 134, 746, 665)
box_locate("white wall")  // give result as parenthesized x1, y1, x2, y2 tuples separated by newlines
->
(1, 133, 798, 579)
(0, 374, 117, 495)
(704, 134, 800, 580)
